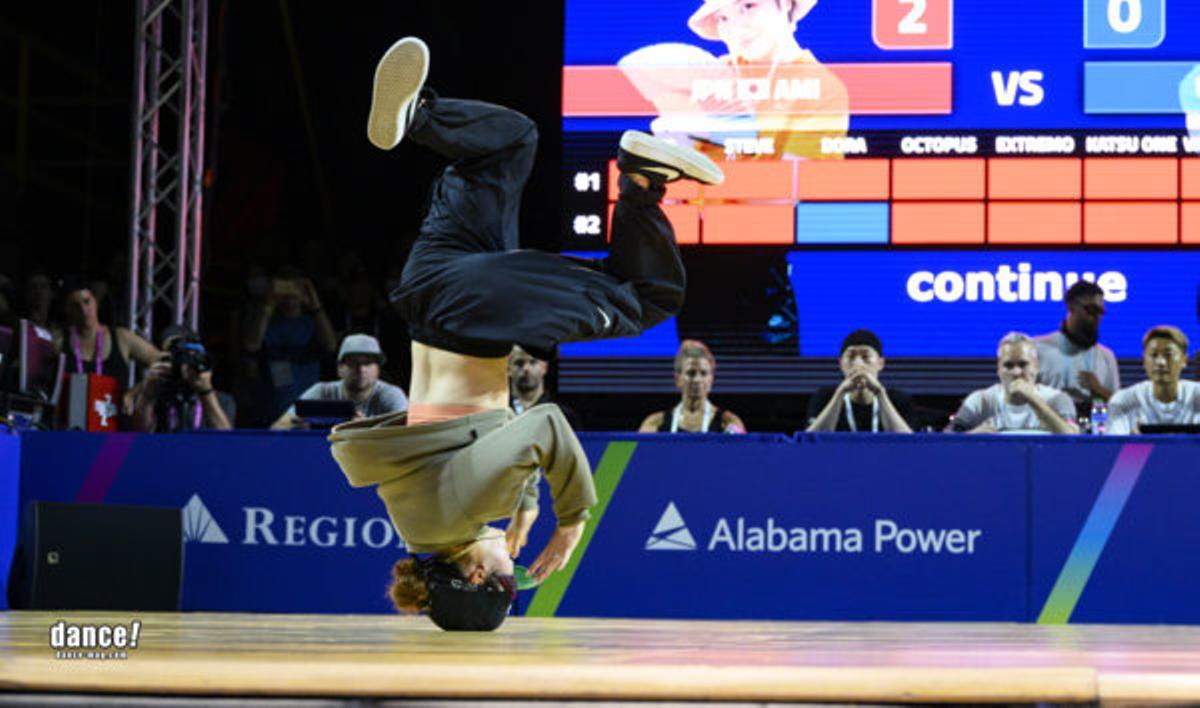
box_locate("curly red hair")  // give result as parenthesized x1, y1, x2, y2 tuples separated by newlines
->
(387, 558, 430, 614)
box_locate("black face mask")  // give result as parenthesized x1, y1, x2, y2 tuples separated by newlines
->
(1061, 320, 1098, 350)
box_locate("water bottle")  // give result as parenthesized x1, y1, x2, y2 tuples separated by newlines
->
(1089, 398, 1109, 435)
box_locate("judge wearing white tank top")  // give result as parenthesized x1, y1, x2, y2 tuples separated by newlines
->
(639, 340, 746, 434)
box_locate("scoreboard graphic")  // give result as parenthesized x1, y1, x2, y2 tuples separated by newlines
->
(561, 0, 1200, 361)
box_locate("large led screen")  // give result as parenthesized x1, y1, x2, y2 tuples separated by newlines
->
(561, 0, 1200, 368)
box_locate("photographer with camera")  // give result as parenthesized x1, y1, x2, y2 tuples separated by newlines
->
(129, 324, 233, 432)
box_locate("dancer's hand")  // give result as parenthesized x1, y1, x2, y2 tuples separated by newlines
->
(506, 508, 538, 558)
(528, 521, 585, 582)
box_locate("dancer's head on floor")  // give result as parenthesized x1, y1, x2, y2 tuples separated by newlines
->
(388, 529, 516, 630)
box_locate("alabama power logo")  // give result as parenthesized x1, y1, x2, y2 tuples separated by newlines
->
(645, 502, 698, 551)
(646, 502, 984, 555)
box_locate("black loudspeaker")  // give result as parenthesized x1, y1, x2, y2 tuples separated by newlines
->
(7, 502, 184, 610)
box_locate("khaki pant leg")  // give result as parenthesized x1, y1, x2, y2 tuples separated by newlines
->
(447, 404, 597, 525)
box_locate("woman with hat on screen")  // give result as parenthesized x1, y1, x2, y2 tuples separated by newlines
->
(622, 0, 848, 160)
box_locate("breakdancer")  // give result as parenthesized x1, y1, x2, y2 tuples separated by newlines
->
(328, 37, 723, 630)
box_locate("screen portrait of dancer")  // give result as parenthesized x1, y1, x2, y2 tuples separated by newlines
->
(703, 0, 816, 62)
(686, 0, 849, 159)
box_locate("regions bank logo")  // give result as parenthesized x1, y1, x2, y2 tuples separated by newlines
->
(645, 502, 697, 551)
(182, 493, 230, 543)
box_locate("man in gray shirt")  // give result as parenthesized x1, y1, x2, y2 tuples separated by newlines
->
(951, 332, 1079, 434)
(272, 334, 407, 429)
(1034, 280, 1120, 411)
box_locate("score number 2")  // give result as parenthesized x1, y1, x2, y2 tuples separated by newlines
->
(1084, 0, 1163, 48)
(873, 0, 952, 49)
(898, 0, 928, 34)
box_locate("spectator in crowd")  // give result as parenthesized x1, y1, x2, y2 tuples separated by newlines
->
(272, 333, 407, 429)
(332, 253, 383, 339)
(228, 265, 269, 426)
(508, 345, 548, 416)
(1106, 326, 1200, 434)
(299, 238, 333, 294)
(20, 269, 55, 329)
(950, 332, 1078, 434)
(53, 276, 162, 405)
(87, 272, 122, 329)
(129, 324, 234, 432)
(244, 267, 338, 424)
(639, 340, 746, 433)
(1034, 280, 1120, 411)
(508, 345, 579, 426)
(0, 274, 17, 328)
(806, 329, 914, 433)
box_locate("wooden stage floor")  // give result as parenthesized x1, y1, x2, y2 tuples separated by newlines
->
(2, 611, 1200, 705)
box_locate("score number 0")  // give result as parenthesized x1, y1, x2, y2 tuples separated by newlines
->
(1084, 0, 1163, 48)
(873, 0, 952, 50)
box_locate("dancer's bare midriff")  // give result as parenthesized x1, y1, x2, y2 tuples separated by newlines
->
(407, 341, 508, 424)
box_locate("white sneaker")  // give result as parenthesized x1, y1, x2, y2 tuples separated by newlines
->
(617, 131, 724, 185)
(367, 37, 430, 150)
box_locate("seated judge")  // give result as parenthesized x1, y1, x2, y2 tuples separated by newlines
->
(807, 329, 914, 433)
(1107, 325, 1200, 435)
(639, 340, 746, 433)
(950, 332, 1078, 434)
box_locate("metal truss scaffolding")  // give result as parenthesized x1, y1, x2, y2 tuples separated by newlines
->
(128, 0, 208, 356)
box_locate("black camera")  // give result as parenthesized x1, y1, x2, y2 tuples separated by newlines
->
(167, 335, 211, 378)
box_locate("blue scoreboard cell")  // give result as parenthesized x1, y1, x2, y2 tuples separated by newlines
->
(1084, 0, 1165, 48)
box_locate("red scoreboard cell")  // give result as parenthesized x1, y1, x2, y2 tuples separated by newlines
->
(873, 0, 953, 50)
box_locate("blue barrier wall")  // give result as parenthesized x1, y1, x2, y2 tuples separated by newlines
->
(556, 437, 1028, 621)
(0, 432, 19, 610)
(7, 431, 1199, 623)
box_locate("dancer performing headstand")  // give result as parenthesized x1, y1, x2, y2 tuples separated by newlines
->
(327, 37, 723, 630)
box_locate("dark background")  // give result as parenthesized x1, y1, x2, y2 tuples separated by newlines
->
(0, 1, 955, 431)
(1, 1, 564, 292)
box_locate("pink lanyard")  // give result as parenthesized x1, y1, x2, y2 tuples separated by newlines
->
(70, 328, 104, 376)
(167, 401, 204, 431)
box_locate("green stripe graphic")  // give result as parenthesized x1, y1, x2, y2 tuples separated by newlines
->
(525, 441, 637, 617)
